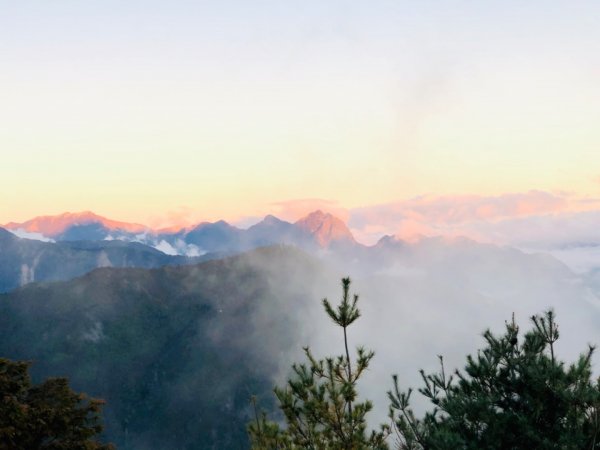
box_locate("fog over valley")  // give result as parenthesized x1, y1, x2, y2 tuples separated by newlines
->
(3, 1, 600, 446)
(2, 206, 600, 447)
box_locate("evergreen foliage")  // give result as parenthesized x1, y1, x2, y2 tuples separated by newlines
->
(388, 310, 600, 449)
(249, 277, 390, 449)
(0, 357, 113, 449)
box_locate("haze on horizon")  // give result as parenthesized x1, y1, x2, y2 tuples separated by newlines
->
(2, 0, 600, 227)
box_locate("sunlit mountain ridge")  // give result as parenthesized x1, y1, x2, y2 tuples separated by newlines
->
(4, 209, 359, 252)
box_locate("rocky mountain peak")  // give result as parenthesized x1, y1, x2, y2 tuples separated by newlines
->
(295, 210, 355, 247)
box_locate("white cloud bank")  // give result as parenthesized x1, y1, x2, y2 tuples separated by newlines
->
(154, 239, 204, 257)
(8, 228, 55, 242)
(347, 192, 600, 274)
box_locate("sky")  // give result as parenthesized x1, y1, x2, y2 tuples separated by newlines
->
(1, 0, 600, 227)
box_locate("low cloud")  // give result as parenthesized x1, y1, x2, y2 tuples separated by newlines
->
(8, 228, 55, 242)
(345, 192, 600, 276)
(464, 210, 600, 248)
(154, 239, 204, 257)
(241, 239, 600, 425)
(155, 240, 179, 256)
(348, 191, 599, 246)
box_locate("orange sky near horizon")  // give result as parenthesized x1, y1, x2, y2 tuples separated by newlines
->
(2, 1, 600, 227)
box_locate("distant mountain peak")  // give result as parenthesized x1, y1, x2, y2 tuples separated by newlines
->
(375, 234, 402, 246)
(190, 219, 236, 231)
(256, 214, 290, 227)
(3, 209, 358, 249)
(295, 210, 355, 247)
(3, 211, 148, 237)
(263, 214, 281, 223)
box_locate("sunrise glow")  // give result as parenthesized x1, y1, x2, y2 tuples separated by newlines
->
(1, 1, 599, 228)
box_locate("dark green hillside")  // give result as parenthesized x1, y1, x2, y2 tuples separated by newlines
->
(0, 245, 328, 449)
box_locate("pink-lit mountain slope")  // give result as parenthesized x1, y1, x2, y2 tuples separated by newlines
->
(4, 211, 148, 240)
(2, 210, 359, 252)
(294, 210, 356, 247)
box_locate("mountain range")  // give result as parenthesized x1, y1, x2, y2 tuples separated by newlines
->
(0, 227, 213, 293)
(4, 210, 357, 254)
(1, 238, 598, 449)
(0, 210, 357, 292)
(2, 209, 600, 449)
(2, 209, 595, 293)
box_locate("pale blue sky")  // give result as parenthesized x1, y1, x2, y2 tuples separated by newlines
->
(1, 1, 599, 224)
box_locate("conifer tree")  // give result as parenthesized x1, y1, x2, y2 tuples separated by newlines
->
(249, 277, 390, 449)
(0, 357, 114, 449)
(388, 310, 600, 449)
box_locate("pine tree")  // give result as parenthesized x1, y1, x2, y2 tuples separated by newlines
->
(0, 357, 114, 449)
(388, 310, 600, 449)
(249, 277, 390, 449)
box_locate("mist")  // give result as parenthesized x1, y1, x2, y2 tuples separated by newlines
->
(3, 234, 600, 447)
(245, 238, 600, 425)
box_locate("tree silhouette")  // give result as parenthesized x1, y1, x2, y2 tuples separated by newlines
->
(0, 357, 114, 449)
(249, 277, 389, 449)
(388, 310, 600, 449)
